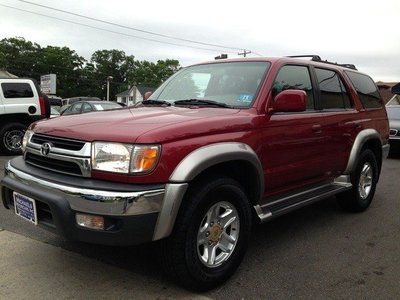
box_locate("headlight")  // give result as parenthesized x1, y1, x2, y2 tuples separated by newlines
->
(22, 130, 34, 152)
(92, 142, 160, 174)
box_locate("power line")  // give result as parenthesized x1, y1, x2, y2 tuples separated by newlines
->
(17, 0, 244, 52)
(0, 4, 238, 54)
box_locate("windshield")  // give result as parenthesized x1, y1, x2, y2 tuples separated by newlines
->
(149, 61, 270, 107)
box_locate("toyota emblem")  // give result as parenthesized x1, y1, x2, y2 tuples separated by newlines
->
(40, 143, 52, 156)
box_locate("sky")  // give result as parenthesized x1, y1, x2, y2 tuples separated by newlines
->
(0, 0, 399, 82)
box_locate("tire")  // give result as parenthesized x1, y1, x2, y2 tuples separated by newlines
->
(337, 149, 379, 212)
(160, 176, 252, 291)
(0, 123, 27, 155)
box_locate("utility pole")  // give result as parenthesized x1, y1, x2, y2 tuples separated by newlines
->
(106, 76, 113, 101)
(238, 49, 251, 57)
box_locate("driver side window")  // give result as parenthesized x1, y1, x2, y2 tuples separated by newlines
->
(273, 65, 314, 109)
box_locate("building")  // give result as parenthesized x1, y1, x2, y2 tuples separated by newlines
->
(376, 81, 398, 104)
(115, 85, 155, 106)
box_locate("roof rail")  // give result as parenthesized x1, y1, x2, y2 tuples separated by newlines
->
(286, 55, 357, 70)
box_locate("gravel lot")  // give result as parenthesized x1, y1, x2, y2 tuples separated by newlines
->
(1, 155, 399, 299)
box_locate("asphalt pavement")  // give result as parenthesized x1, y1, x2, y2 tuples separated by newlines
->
(0, 155, 399, 299)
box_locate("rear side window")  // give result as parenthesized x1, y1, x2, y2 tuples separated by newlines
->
(273, 65, 314, 109)
(345, 72, 382, 108)
(1, 83, 34, 98)
(315, 68, 352, 109)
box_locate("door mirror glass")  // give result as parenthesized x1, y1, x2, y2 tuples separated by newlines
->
(273, 90, 307, 112)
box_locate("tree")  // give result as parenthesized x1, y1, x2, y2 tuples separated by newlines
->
(37, 46, 85, 97)
(0, 37, 41, 78)
(0, 37, 181, 100)
(127, 59, 180, 87)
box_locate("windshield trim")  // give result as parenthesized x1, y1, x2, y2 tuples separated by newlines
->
(149, 61, 271, 109)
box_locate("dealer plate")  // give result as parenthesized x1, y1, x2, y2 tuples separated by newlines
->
(13, 192, 38, 225)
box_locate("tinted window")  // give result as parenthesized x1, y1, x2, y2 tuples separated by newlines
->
(346, 71, 382, 108)
(82, 103, 93, 113)
(273, 65, 314, 109)
(1, 83, 34, 98)
(71, 102, 82, 113)
(315, 68, 352, 109)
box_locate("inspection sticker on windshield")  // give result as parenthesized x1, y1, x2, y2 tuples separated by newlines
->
(13, 192, 38, 225)
(238, 94, 253, 103)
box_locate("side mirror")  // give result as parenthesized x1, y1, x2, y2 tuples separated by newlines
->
(144, 91, 153, 101)
(272, 90, 307, 112)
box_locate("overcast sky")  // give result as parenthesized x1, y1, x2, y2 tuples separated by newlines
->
(0, 0, 399, 81)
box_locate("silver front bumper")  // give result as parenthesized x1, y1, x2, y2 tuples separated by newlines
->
(5, 161, 165, 216)
(3, 161, 189, 241)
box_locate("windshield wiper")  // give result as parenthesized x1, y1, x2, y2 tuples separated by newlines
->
(134, 99, 172, 107)
(174, 99, 232, 108)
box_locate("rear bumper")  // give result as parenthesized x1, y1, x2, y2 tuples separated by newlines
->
(1, 158, 187, 245)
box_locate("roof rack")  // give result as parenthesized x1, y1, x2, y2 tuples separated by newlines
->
(286, 55, 357, 70)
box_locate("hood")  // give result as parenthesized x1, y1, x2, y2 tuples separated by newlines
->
(31, 106, 241, 144)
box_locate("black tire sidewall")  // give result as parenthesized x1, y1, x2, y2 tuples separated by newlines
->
(186, 182, 251, 281)
(351, 149, 379, 210)
(166, 177, 252, 290)
(0, 123, 27, 155)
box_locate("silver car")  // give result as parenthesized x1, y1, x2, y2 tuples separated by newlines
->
(386, 95, 400, 154)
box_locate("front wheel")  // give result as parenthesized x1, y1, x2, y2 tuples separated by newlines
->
(0, 123, 27, 155)
(337, 149, 379, 212)
(160, 176, 252, 291)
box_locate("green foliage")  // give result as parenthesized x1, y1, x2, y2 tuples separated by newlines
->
(0, 37, 181, 99)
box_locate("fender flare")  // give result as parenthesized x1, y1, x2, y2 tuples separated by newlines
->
(344, 129, 382, 174)
(170, 142, 264, 186)
(153, 142, 264, 241)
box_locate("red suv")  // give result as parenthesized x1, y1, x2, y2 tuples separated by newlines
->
(0, 56, 389, 290)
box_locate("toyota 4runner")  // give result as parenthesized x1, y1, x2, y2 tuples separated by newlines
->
(0, 56, 390, 290)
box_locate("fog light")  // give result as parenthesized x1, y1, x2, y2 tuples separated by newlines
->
(76, 213, 104, 230)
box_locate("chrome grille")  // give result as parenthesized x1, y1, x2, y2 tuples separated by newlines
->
(25, 152, 83, 176)
(25, 134, 91, 177)
(31, 134, 85, 151)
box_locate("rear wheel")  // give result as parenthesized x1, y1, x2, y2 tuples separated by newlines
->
(160, 176, 252, 291)
(0, 123, 27, 155)
(337, 149, 378, 212)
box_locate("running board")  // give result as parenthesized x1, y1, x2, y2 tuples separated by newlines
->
(255, 176, 352, 222)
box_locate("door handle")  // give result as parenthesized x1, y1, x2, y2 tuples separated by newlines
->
(312, 124, 322, 134)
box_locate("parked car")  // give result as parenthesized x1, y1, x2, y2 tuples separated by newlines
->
(0, 56, 389, 291)
(0, 78, 50, 154)
(62, 96, 101, 107)
(386, 94, 400, 154)
(61, 100, 122, 115)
